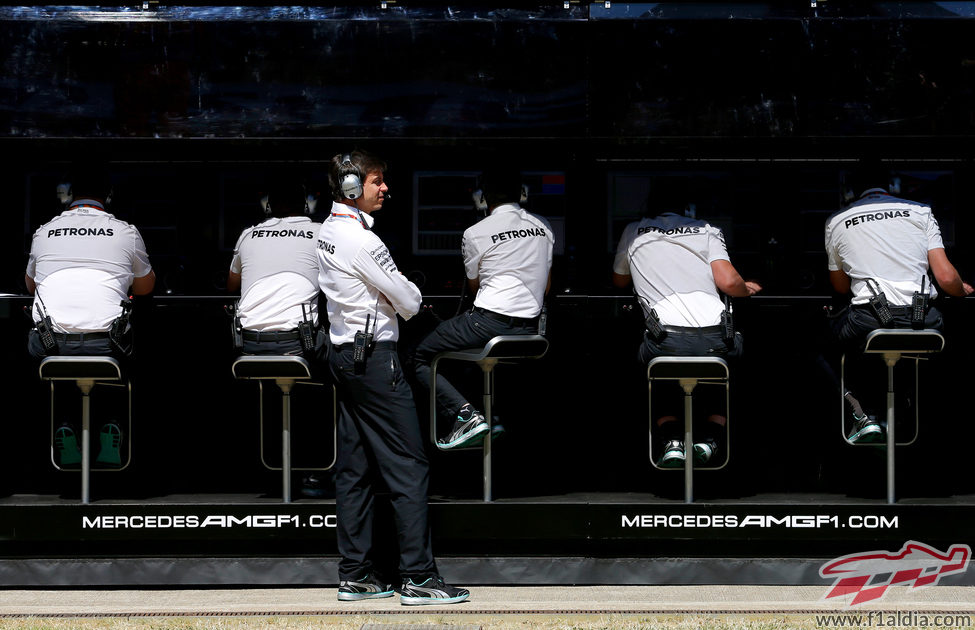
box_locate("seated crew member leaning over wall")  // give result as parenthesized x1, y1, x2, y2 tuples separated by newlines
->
(227, 179, 326, 360)
(412, 166, 554, 450)
(823, 163, 972, 444)
(612, 179, 761, 468)
(317, 150, 469, 606)
(25, 166, 156, 359)
(25, 165, 156, 468)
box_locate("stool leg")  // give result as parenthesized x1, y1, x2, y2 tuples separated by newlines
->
(281, 382, 293, 504)
(482, 367, 493, 503)
(78, 381, 95, 505)
(82, 392, 91, 504)
(680, 379, 696, 504)
(886, 360, 896, 505)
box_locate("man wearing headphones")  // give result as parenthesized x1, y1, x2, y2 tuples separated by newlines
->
(413, 167, 554, 450)
(612, 179, 760, 468)
(317, 150, 469, 606)
(228, 180, 325, 359)
(825, 164, 972, 443)
(26, 167, 155, 360)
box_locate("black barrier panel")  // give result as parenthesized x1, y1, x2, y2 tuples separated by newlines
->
(2, 501, 974, 564)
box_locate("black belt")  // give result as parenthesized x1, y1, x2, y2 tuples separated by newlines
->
(334, 341, 398, 353)
(242, 329, 300, 342)
(660, 324, 724, 335)
(852, 304, 914, 313)
(473, 307, 538, 327)
(53, 331, 111, 342)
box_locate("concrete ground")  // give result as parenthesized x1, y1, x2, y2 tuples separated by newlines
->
(0, 586, 973, 617)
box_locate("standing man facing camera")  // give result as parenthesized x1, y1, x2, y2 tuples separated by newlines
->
(413, 167, 554, 450)
(26, 167, 155, 359)
(228, 180, 324, 359)
(317, 151, 469, 606)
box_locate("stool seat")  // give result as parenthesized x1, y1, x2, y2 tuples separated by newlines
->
(647, 356, 729, 381)
(863, 328, 945, 355)
(231, 355, 312, 381)
(232, 354, 333, 503)
(39, 356, 122, 382)
(430, 334, 549, 502)
(438, 335, 550, 363)
(39, 355, 130, 504)
(647, 356, 730, 504)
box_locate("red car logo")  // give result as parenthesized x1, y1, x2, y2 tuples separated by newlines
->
(820, 541, 970, 606)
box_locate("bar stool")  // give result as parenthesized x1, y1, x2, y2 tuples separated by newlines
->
(429, 334, 549, 502)
(231, 355, 337, 503)
(647, 356, 730, 504)
(40, 356, 132, 504)
(840, 328, 944, 504)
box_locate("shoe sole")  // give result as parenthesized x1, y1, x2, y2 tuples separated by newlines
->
(657, 454, 685, 469)
(400, 593, 470, 606)
(849, 426, 884, 444)
(438, 423, 489, 450)
(338, 591, 394, 601)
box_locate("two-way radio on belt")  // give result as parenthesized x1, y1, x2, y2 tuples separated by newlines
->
(32, 290, 58, 352)
(353, 298, 379, 374)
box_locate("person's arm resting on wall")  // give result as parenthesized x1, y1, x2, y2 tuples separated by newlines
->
(130, 271, 156, 296)
(928, 248, 974, 297)
(712, 260, 761, 297)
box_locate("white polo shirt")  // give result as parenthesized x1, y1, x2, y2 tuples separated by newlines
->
(461, 203, 554, 319)
(613, 213, 729, 328)
(317, 202, 422, 345)
(230, 215, 322, 331)
(825, 190, 943, 306)
(26, 199, 153, 333)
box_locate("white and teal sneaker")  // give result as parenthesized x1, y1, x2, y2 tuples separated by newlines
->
(400, 575, 470, 606)
(657, 439, 685, 468)
(437, 413, 489, 450)
(848, 414, 884, 444)
(337, 574, 394, 601)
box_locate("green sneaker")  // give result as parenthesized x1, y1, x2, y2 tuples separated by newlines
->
(54, 425, 81, 467)
(96, 423, 122, 466)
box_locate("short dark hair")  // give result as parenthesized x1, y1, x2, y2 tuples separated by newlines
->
(645, 176, 691, 216)
(328, 150, 387, 201)
(266, 180, 307, 217)
(479, 167, 523, 208)
(846, 159, 891, 199)
(69, 165, 112, 201)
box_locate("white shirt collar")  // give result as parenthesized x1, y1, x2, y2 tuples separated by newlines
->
(860, 188, 890, 197)
(331, 201, 374, 229)
(489, 203, 522, 216)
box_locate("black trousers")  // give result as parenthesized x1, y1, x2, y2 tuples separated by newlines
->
(640, 327, 742, 422)
(328, 343, 436, 582)
(818, 304, 944, 400)
(28, 329, 123, 360)
(413, 308, 538, 419)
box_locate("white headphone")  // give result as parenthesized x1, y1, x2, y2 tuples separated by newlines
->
(56, 181, 73, 206)
(339, 154, 363, 200)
